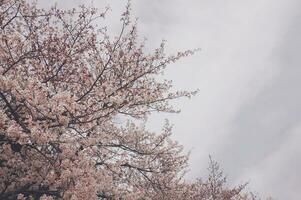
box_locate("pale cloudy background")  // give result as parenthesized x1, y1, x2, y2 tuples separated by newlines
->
(41, 0, 301, 199)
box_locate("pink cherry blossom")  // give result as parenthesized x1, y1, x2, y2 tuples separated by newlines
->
(0, 1, 271, 199)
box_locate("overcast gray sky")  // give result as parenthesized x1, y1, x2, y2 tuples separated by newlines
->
(43, 0, 301, 199)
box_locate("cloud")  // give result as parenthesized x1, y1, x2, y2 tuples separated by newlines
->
(130, 0, 301, 198)
(237, 123, 301, 199)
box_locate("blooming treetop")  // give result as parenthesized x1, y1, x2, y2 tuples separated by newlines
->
(0, 1, 270, 200)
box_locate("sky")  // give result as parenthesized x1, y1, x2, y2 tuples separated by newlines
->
(42, 0, 301, 199)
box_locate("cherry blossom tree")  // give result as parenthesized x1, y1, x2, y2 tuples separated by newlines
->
(183, 157, 262, 200)
(0, 1, 271, 199)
